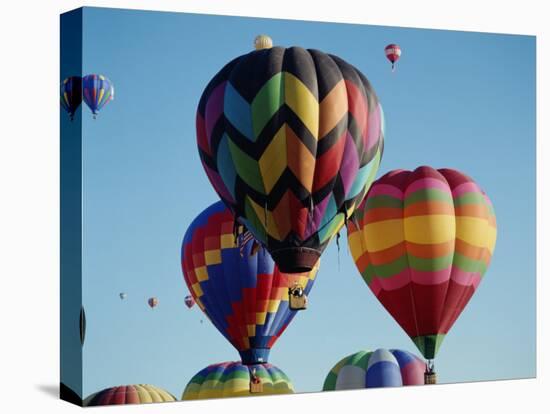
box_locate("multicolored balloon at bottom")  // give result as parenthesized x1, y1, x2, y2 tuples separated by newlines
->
(323, 349, 426, 390)
(84, 384, 176, 406)
(182, 361, 294, 400)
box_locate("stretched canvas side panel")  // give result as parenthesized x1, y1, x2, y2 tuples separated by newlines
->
(60, 8, 83, 407)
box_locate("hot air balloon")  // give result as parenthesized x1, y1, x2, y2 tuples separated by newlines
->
(119, 292, 127, 300)
(182, 361, 293, 400)
(184, 295, 195, 309)
(347, 166, 497, 381)
(84, 384, 176, 406)
(147, 297, 158, 309)
(82, 74, 114, 118)
(384, 44, 401, 71)
(196, 46, 384, 273)
(181, 201, 318, 365)
(254, 34, 273, 50)
(323, 349, 426, 390)
(60, 76, 82, 120)
(79, 306, 86, 347)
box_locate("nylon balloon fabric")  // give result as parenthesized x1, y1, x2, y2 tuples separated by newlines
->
(347, 167, 497, 359)
(84, 384, 176, 406)
(60, 76, 82, 120)
(182, 361, 294, 400)
(196, 47, 384, 273)
(82, 74, 114, 116)
(181, 201, 318, 365)
(323, 349, 425, 390)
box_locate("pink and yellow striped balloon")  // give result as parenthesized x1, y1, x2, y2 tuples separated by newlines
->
(347, 166, 497, 359)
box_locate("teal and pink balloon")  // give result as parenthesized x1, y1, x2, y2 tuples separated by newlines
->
(82, 74, 114, 118)
(323, 349, 426, 390)
(60, 76, 82, 121)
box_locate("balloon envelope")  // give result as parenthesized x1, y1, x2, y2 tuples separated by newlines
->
(323, 349, 426, 390)
(182, 361, 293, 400)
(147, 297, 158, 308)
(119, 292, 127, 300)
(254, 34, 273, 50)
(84, 384, 176, 406)
(79, 306, 86, 346)
(196, 46, 384, 273)
(181, 201, 318, 364)
(384, 44, 401, 67)
(347, 167, 497, 359)
(184, 295, 195, 308)
(82, 74, 114, 116)
(60, 76, 82, 120)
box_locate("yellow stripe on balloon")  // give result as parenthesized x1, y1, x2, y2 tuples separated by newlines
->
(267, 299, 280, 311)
(363, 219, 404, 252)
(223, 379, 250, 398)
(404, 215, 456, 244)
(284, 72, 319, 139)
(259, 125, 287, 192)
(134, 385, 152, 403)
(98, 88, 105, 104)
(347, 231, 365, 261)
(247, 324, 256, 336)
(456, 217, 495, 249)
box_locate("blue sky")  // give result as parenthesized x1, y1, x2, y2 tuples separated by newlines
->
(72, 7, 535, 398)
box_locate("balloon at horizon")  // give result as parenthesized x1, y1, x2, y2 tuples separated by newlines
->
(181, 201, 318, 365)
(182, 361, 294, 400)
(347, 166, 497, 361)
(196, 45, 384, 273)
(84, 384, 176, 406)
(323, 349, 426, 390)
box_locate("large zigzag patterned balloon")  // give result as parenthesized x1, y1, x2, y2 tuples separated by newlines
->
(181, 201, 318, 365)
(196, 46, 384, 273)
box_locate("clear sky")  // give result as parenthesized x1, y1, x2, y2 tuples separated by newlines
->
(73, 6, 536, 398)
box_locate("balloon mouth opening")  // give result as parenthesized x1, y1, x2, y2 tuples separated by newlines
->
(270, 247, 320, 273)
(239, 348, 270, 365)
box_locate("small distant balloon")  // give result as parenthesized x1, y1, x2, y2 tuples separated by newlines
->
(119, 292, 127, 300)
(82, 74, 114, 119)
(60, 76, 82, 121)
(384, 44, 401, 71)
(254, 34, 273, 50)
(147, 297, 158, 309)
(184, 295, 195, 309)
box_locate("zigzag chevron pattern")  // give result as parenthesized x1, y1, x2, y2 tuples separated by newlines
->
(197, 47, 384, 268)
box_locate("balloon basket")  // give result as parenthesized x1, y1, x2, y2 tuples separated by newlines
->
(289, 284, 307, 310)
(249, 381, 263, 394)
(424, 371, 437, 384)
